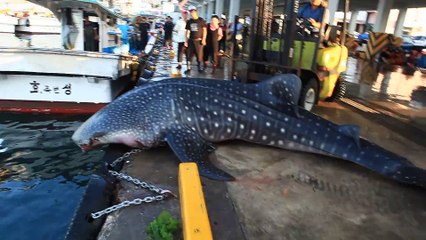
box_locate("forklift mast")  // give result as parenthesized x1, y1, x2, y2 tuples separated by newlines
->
(231, 0, 326, 81)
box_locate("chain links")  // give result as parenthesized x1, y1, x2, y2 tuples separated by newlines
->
(109, 148, 144, 168)
(90, 149, 174, 220)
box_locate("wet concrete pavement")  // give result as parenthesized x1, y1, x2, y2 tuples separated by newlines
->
(97, 48, 426, 239)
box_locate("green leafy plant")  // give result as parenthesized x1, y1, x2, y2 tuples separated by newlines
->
(147, 211, 181, 240)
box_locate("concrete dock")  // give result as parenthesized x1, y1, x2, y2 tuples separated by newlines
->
(95, 48, 426, 239)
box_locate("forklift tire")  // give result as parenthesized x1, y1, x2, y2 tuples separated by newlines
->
(325, 78, 346, 102)
(298, 78, 318, 111)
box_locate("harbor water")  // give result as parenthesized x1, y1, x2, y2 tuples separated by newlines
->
(0, 113, 104, 240)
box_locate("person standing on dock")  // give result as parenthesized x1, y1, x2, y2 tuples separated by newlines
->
(184, 5, 207, 74)
(174, 11, 188, 70)
(139, 16, 151, 53)
(203, 14, 223, 74)
(163, 16, 174, 50)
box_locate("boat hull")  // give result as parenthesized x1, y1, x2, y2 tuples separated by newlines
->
(0, 48, 140, 114)
(0, 100, 106, 114)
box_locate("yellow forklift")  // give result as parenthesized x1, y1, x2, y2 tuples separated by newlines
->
(231, 0, 349, 111)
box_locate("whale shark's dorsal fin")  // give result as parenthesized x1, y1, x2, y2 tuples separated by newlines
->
(257, 74, 302, 106)
(338, 124, 361, 148)
(254, 74, 302, 118)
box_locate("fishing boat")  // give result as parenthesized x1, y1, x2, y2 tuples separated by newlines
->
(0, 14, 18, 34)
(15, 16, 61, 35)
(0, 0, 142, 114)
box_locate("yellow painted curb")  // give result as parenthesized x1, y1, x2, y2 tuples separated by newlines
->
(179, 163, 213, 240)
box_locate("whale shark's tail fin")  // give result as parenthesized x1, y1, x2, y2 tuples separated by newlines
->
(391, 165, 426, 188)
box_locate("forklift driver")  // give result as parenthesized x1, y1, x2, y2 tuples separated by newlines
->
(297, 0, 326, 29)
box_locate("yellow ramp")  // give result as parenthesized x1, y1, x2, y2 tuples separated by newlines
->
(179, 163, 213, 240)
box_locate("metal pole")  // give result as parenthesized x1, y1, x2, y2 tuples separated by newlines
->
(341, 0, 349, 45)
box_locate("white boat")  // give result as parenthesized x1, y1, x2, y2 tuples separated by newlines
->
(0, 14, 18, 34)
(0, 0, 143, 114)
(15, 16, 61, 35)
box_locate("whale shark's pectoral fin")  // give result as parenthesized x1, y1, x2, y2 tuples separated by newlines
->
(165, 127, 235, 181)
(338, 124, 361, 148)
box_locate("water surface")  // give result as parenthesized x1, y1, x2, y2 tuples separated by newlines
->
(0, 113, 104, 240)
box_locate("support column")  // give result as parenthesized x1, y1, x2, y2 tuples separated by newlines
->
(394, 8, 407, 37)
(328, 0, 339, 25)
(373, 0, 394, 32)
(348, 10, 359, 34)
(229, 0, 240, 20)
(207, 0, 214, 18)
(215, 0, 224, 15)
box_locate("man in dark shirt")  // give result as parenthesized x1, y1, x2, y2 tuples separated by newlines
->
(163, 16, 174, 49)
(184, 5, 207, 74)
(138, 16, 151, 52)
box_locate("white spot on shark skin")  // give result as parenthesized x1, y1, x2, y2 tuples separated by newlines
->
(187, 117, 192, 122)
(266, 122, 271, 127)
(270, 141, 275, 145)
(343, 153, 348, 158)
(268, 91, 273, 95)
(262, 135, 268, 140)
(284, 117, 289, 122)
(253, 115, 257, 120)
(200, 117, 205, 121)
(228, 104, 233, 108)
(268, 111, 272, 115)
(251, 129, 256, 134)
(249, 136, 254, 140)
(240, 124, 245, 129)
(195, 91, 199, 95)
(213, 111, 218, 115)
(227, 128, 231, 133)
(241, 109, 246, 114)
(227, 117, 232, 122)
(313, 131, 318, 135)
(278, 140, 284, 145)
(214, 123, 219, 128)
(214, 99, 218, 103)
(185, 106, 189, 110)
(204, 129, 209, 134)
(196, 104, 200, 109)
(293, 135, 298, 140)
(280, 128, 285, 133)
(297, 123, 301, 128)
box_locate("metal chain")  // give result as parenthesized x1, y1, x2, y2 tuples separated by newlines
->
(109, 148, 144, 168)
(90, 149, 175, 220)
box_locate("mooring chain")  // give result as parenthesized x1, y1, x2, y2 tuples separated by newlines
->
(90, 149, 175, 220)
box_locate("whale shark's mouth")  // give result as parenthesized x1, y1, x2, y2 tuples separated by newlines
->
(79, 144, 92, 152)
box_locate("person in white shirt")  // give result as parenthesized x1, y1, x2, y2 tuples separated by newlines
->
(173, 11, 188, 69)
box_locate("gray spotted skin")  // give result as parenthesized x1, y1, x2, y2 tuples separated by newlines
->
(72, 76, 426, 187)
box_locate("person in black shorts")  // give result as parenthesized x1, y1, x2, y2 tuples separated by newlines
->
(184, 5, 207, 74)
(138, 16, 151, 52)
(163, 16, 174, 49)
(203, 15, 223, 73)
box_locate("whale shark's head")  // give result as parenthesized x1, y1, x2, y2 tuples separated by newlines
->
(72, 97, 151, 151)
(72, 111, 110, 151)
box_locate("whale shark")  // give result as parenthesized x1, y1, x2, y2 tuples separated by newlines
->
(72, 75, 426, 188)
